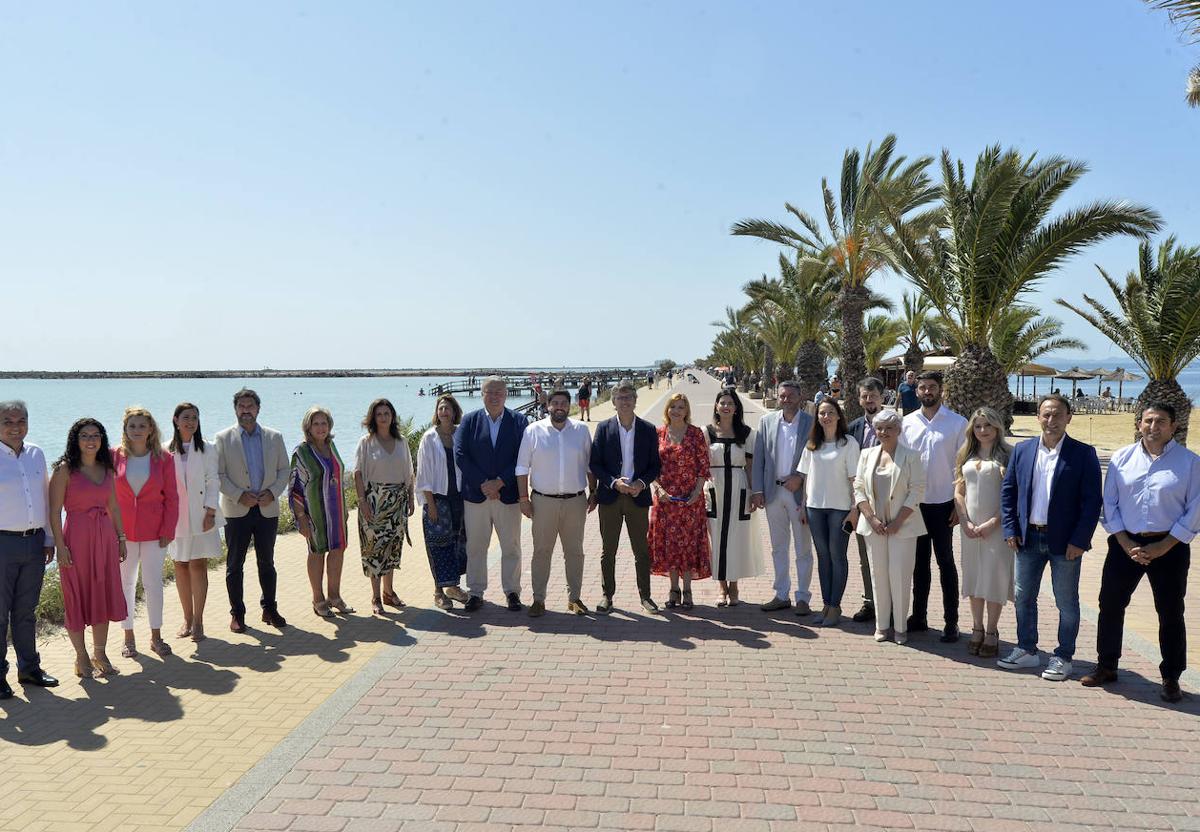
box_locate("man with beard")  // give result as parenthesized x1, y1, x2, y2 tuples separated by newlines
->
(847, 377, 885, 623)
(516, 389, 596, 617)
(901, 372, 967, 642)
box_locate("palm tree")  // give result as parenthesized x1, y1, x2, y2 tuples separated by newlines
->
(1146, 0, 1200, 106)
(989, 306, 1086, 375)
(709, 306, 760, 379)
(1058, 236, 1200, 444)
(880, 146, 1161, 426)
(732, 134, 938, 420)
(897, 291, 946, 374)
(743, 253, 840, 401)
(863, 313, 907, 374)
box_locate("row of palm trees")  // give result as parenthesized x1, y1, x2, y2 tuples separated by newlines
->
(708, 135, 1200, 444)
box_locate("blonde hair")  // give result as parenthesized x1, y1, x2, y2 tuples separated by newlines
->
(662, 393, 692, 426)
(121, 406, 164, 458)
(954, 407, 1012, 483)
(301, 406, 335, 445)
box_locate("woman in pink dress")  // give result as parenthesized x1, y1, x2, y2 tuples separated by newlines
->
(49, 418, 129, 679)
(648, 394, 711, 610)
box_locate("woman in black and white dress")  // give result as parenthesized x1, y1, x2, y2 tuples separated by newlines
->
(706, 387, 764, 606)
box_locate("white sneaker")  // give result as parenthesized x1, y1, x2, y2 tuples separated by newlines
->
(1041, 657, 1072, 681)
(997, 647, 1041, 670)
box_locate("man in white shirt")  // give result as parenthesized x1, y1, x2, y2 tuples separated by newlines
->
(0, 401, 59, 698)
(751, 381, 816, 614)
(900, 372, 968, 642)
(516, 390, 597, 617)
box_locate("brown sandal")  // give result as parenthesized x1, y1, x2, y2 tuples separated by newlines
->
(979, 630, 1000, 658)
(381, 592, 405, 610)
(371, 597, 386, 615)
(967, 627, 985, 656)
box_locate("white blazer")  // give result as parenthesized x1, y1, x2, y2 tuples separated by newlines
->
(414, 427, 463, 506)
(170, 439, 225, 537)
(853, 443, 927, 539)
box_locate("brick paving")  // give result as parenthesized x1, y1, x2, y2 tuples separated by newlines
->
(3, 374, 1200, 832)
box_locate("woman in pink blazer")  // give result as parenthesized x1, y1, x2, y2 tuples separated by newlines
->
(112, 407, 178, 658)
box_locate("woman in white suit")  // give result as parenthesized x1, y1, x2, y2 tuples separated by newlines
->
(853, 409, 926, 644)
(167, 403, 224, 642)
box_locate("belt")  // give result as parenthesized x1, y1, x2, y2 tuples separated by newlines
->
(532, 490, 585, 500)
(0, 527, 43, 538)
(1028, 523, 1048, 532)
(775, 479, 791, 486)
(1127, 530, 1171, 541)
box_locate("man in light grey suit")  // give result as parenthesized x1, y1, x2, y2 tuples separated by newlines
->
(215, 388, 291, 632)
(751, 380, 816, 614)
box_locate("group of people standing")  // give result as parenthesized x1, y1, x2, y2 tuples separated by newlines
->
(1, 369, 1196, 705)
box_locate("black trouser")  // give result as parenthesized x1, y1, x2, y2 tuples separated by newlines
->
(598, 495, 652, 602)
(225, 506, 279, 617)
(855, 532, 873, 604)
(1096, 533, 1190, 682)
(912, 500, 959, 627)
(0, 530, 46, 676)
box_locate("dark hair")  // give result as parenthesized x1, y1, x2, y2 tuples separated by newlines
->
(808, 398, 850, 450)
(777, 380, 803, 395)
(1138, 400, 1178, 423)
(233, 387, 261, 408)
(169, 402, 206, 454)
(711, 387, 751, 445)
(1038, 393, 1073, 414)
(363, 398, 402, 439)
(432, 394, 463, 426)
(548, 388, 572, 404)
(857, 376, 885, 395)
(915, 371, 943, 386)
(56, 418, 114, 472)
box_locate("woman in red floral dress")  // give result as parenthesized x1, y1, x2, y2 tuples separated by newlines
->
(649, 393, 711, 609)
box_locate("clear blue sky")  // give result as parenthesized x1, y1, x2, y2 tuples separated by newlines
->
(2, 1, 1197, 371)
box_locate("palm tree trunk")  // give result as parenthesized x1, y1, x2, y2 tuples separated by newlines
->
(839, 285, 870, 421)
(1137, 379, 1192, 446)
(795, 340, 826, 405)
(903, 343, 925, 374)
(943, 342, 1015, 429)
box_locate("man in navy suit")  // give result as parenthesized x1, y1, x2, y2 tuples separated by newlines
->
(999, 394, 1102, 682)
(454, 377, 529, 611)
(590, 380, 661, 614)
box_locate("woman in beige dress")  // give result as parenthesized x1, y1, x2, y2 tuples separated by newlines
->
(953, 407, 1014, 658)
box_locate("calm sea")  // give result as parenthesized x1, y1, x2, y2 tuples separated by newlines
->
(5, 375, 547, 463)
(1007, 364, 1200, 402)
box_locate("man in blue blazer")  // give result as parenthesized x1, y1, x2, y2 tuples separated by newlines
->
(454, 377, 529, 612)
(590, 380, 662, 614)
(999, 394, 1102, 682)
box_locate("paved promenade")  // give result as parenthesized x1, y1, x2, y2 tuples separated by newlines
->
(3, 374, 1200, 832)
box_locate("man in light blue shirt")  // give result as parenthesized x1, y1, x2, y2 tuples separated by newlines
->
(1081, 401, 1200, 702)
(242, 423, 264, 493)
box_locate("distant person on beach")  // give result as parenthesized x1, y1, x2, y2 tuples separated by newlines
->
(0, 401, 59, 697)
(1101, 386, 1113, 399)
(167, 402, 223, 644)
(999, 394, 1101, 682)
(290, 406, 352, 619)
(355, 398, 414, 616)
(516, 389, 596, 616)
(455, 377, 529, 611)
(897, 370, 919, 415)
(113, 406, 179, 659)
(591, 380, 661, 613)
(216, 388, 291, 633)
(49, 418, 128, 679)
(649, 393, 710, 610)
(902, 371, 968, 643)
(577, 378, 592, 422)
(1083, 401, 1200, 703)
(751, 380, 815, 615)
(416, 394, 469, 609)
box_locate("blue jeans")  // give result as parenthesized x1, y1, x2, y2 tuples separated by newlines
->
(809, 508, 851, 607)
(1014, 527, 1081, 660)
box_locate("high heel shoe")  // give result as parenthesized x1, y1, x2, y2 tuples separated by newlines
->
(979, 630, 1000, 658)
(681, 590, 694, 610)
(312, 600, 334, 618)
(191, 624, 206, 643)
(967, 627, 985, 656)
(328, 597, 357, 614)
(92, 653, 118, 676)
(380, 592, 404, 610)
(371, 597, 386, 615)
(666, 589, 681, 609)
(75, 656, 95, 679)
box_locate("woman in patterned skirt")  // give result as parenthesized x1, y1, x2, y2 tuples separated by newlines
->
(707, 388, 763, 607)
(290, 406, 352, 618)
(415, 394, 470, 609)
(649, 393, 711, 610)
(355, 398, 414, 615)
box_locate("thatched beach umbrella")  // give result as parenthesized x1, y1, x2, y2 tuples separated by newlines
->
(1016, 362, 1059, 400)
(1054, 366, 1098, 399)
(1089, 369, 1112, 396)
(1101, 367, 1143, 401)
